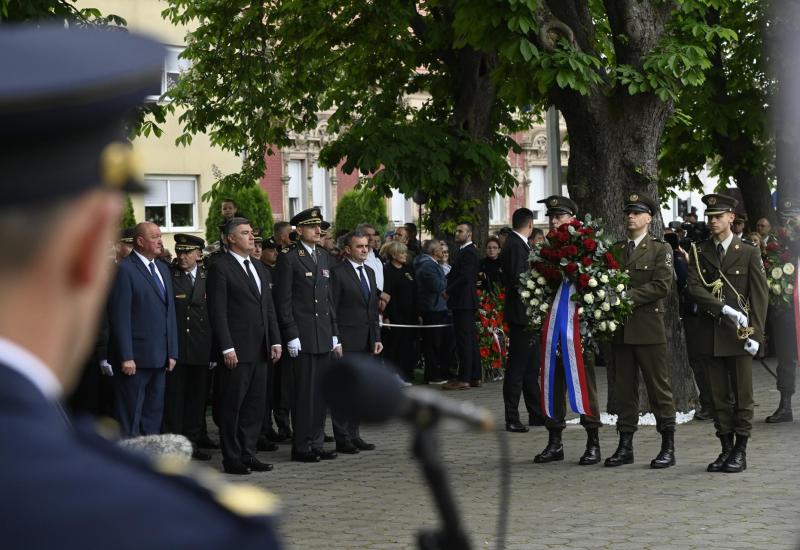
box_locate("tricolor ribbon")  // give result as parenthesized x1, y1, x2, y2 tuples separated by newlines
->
(794, 259, 800, 357)
(540, 281, 593, 419)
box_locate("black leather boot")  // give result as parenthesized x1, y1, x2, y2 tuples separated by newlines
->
(604, 431, 634, 467)
(765, 393, 793, 423)
(533, 428, 564, 463)
(707, 433, 734, 472)
(722, 434, 748, 473)
(650, 431, 676, 469)
(578, 427, 601, 465)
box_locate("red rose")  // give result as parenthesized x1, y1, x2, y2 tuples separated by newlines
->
(781, 252, 792, 262)
(604, 251, 619, 269)
(578, 274, 591, 288)
(565, 262, 578, 274)
(492, 359, 502, 369)
(480, 347, 490, 359)
(767, 242, 779, 252)
(556, 231, 570, 243)
(582, 238, 597, 251)
(565, 245, 578, 256)
(581, 256, 593, 267)
(503, 323, 510, 333)
(480, 317, 489, 328)
(570, 219, 582, 228)
(498, 292, 506, 301)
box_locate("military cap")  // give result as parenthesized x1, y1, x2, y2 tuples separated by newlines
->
(252, 227, 264, 243)
(779, 196, 800, 215)
(174, 234, 205, 252)
(290, 207, 323, 227)
(702, 193, 738, 216)
(0, 26, 164, 206)
(320, 221, 331, 236)
(623, 192, 658, 215)
(263, 236, 280, 250)
(288, 230, 299, 243)
(119, 227, 136, 244)
(734, 214, 747, 224)
(537, 195, 578, 217)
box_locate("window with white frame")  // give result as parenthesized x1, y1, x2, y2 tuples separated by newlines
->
(147, 46, 191, 100)
(527, 165, 546, 221)
(489, 193, 506, 224)
(144, 176, 198, 231)
(287, 160, 305, 219)
(311, 163, 329, 220)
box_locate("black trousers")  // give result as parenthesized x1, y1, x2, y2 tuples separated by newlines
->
(292, 352, 329, 454)
(217, 361, 267, 463)
(331, 350, 370, 445)
(421, 311, 452, 382)
(273, 355, 293, 434)
(383, 325, 419, 381)
(503, 324, 543, 423)
(260, 361, 277, 437)
(769, 307, 798, 395)
(163, 362, 210, 442)
(453, 309, 481, 383)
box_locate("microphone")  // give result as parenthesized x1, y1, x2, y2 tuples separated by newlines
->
(322, 357, 495, 432)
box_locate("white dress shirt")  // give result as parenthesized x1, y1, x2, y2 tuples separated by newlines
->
(364, 249, 384, 291)
(0, 336, 62, 399)
(512, 231, 530, 250)
(348, 258, 370, 291)
(715, 232, 735, 255)
(229, 250, 261, 293)
(627, 233, 647, 250)
(133, 249, 165, 289)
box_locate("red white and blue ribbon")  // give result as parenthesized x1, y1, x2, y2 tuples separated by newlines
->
(540, 281, 593, 418)
(794, 260, 800, 357)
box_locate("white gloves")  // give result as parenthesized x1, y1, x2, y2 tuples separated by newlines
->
(721, 305, 748, 327)
(209, 362, 217, 370)
(288, 338, 302, 358)
(744, 339, 760, 357)
(332, 336, 341, 351)
(99, 360, 113, 377)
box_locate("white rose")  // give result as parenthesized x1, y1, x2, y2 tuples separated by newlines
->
(600, 274, 609, 284)
(583, 294, 594, 304)
(772, 284, 782, 295)
(596, 289, 606, 299)
(534, 288, 543, 295)
(598, 321, 607, 331)
(601, 302, 611, 312)
(531, 270, 540, 278)
(520, 290, 531, 299)
(608, 321, 617, 332)
(785, 284, 794, 295)
(530, 298, 540, 307)
(588, 278, 598, 288)
(594, 309, 602, 319)
(772, 267, 784, 280)
(578, 307, 584, 315)
(616, 284, 625, 293)
(526, 279, 536, 289)
(540, 303, 549, 312)
(537, 276, 546, 285)
(533, 316, 542, 325)
(784, 263, 795, 276)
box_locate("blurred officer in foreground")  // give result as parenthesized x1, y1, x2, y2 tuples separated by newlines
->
(0, 25, 280, 548)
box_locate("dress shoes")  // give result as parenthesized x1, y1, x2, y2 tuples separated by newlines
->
(323, 434, 334, 443)
(336, 442, 360, 454)
(707, 433, 734, 472)
(604, 432, 634, 467)
(721, 435, 747, 473)
(222, 460, 251, 475)
(469, 380, 482, 388)
(256, 438, 279, 452)
(314, 449, 338, 460)
(442, 381, 470, 391)
(578, 428, 601, 465)
(765, 393, 793, 423)
(242, 457, 274, 472)
(195, 435, 220, 450)
(291, 451, 321, 463)
(505, 421, 529, 433)
(693, 408, 713, 421)
(533, 428, 564, 463)
(191, 449, 212, 461)
(353, 438, 375, 451)
(650, 431, 676, 469)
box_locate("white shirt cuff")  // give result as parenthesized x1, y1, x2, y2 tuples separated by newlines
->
(222, 348, 234, 355)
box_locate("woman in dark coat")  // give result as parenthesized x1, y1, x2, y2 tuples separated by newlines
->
(478, 236, 503, 294)
(382, 241, 420, 382)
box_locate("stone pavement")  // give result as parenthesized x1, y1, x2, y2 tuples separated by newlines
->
(208, 360, 800, 549)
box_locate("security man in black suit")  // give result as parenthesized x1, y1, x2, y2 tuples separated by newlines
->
(274, 208, 340, 462)
(443, 222, 482, 390)
(501, 208, 545, 432)
(163, 234, 214, 461)
(207, 218, 283, 475)
(0, 24, 280, 548)
(330, 231, 383, 453)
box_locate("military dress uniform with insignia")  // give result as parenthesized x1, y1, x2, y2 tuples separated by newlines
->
(274, 208, 340, 462)
(607, 193, 677, 469)
(687, 194, 769, 473)
(163, 234, 214, 457)
(0, 25, 280, 549)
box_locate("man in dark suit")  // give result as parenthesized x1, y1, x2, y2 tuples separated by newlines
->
(443, 222, 481, 390)
(0, 25, 280, 548)
(207, 218, 283, 475)
(163, 234, 214, 461)
(330, 231, 383, 453)
(274, 208, 340, 463)
(500, 208, 545, 433)
(108, 222, 179, 437)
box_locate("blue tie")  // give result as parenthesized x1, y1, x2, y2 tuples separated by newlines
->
(357, 265, 370, 302)
(149, 261, 166, 300)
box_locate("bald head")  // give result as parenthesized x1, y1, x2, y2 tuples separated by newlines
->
(134, 222, 163, 260)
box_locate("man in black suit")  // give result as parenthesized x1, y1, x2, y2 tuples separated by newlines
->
(443, 222, 481, 390)
(330, 231, 383, 453)
(274, 208, 340, 463)
(501, 208, 546, 432)
(207, 218, 282, 475)
(163, 234, 214, 461)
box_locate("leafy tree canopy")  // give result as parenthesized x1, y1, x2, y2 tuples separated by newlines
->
(334, 185, 389, 235)
(203, 169, 274, 244)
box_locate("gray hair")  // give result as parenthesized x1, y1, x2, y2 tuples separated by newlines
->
(422, 239, 439, 255)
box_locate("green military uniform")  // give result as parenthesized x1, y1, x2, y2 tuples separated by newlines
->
(687, 193, 768, 473)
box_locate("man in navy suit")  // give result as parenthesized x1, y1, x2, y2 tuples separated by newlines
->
(108, 222, 179, 437)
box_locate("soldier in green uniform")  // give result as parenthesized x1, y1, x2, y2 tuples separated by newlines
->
(687, 194, 768, 473)
(606, 193, 677, 469)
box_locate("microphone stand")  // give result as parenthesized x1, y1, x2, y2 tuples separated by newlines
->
(413, 409, 471, 550)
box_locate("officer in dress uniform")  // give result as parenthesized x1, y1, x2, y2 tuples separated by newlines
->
(163, 234, 214, 461)
(0, 25, 280, 548)
(687, 194, 768, 473)
(606, 193, 677, 469)
(274, 208, 341, 462)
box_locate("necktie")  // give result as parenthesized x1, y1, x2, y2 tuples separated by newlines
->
(149, 261, 166, 300)
(243, 259, 260, 295)
(627, 241, 635, 259)
(357, 265, 370, 302)
(188, 271, 194, 287)
(717, 243, 725, 264)
(311, 247, 317, 264)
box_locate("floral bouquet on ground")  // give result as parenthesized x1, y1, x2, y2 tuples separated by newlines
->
(764, 220, 800, 308)
(519, 215, 634, 342)
(475, 285, 508, 382)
